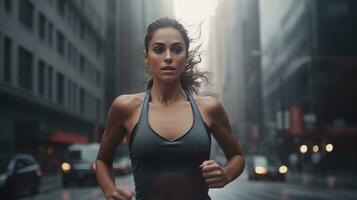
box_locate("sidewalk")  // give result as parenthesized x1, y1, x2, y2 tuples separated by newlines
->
(287, 172, 357, 189)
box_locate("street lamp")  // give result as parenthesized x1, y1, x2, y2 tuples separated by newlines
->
(300, 144, 308, 154)
(312, 145, 319, 152)
(325, 144, 334, 152)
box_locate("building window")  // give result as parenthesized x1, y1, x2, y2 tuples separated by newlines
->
(67, 42, 72, 63)
(56, 31, 65, 56)
(4, 0, 12, 12)
(56, 72, 65, 105)
(72, 47, 78, 68)
(57, 0, 66, 17)
(73, 82, 77, 110)
(18, 47, 33, 91)
(79, 54, 85, 73)
(67, 80, 77, 110)
(19, 0, 34, 30)
(48, 22, 53, 46)
(38, 60, 45, 97)
(38, 13, 46, 41)
(48, 66, 53, 100)
(79, 87, 85, 114)
(3, 36, 12, 82)
(57, 73, 64, 105)
(67, 79, 72, 108)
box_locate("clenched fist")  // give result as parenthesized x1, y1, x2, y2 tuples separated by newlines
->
(107, 186, 135, 200)
(200, 160, 230, 188)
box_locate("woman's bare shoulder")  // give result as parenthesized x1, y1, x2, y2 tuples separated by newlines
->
(111, 92, 146, 116)
(193, 94, 221, 113)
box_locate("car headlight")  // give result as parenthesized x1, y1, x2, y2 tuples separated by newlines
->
(279, 165, 288, 174)
(61, 162, 71, 172)
(255, 166, 267, 174)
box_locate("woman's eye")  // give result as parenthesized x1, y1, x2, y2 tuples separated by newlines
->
(153, 46, 164, 54)
(171, 46, 183, 54)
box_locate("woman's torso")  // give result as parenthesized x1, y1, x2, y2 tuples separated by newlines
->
(124, 90, 212, 200)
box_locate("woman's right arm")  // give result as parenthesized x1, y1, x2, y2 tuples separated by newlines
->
(96, 96, 135, 200)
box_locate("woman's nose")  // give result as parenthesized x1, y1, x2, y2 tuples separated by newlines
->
(164, 49, 173, 63)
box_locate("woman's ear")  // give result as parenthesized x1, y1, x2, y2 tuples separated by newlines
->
(143, 50, 151, 73)
(143, 50, 148, 66)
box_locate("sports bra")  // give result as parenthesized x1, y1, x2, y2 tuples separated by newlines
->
(128, 89, 212, 200)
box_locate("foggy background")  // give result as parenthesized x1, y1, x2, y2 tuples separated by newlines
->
(0, 0, 356, 199)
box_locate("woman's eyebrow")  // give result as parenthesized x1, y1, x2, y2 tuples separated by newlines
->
(152, 42, 165, 46)
(171, 42, 184, 47)
(152, 42, 183, 46)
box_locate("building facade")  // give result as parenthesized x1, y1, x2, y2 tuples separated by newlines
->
(208, 0, 264, 155)
(240, 0, 264, 154)
(260, 0, 357, 173)
(0, 0, 106, 173)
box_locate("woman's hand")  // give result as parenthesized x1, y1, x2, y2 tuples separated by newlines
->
(200, 160, 231, 188)
(107, 186, 135, 200)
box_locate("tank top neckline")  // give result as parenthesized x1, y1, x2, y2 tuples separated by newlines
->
(146, 89, 196, 142)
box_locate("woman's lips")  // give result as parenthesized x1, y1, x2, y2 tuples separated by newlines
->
(161, 66, 175, 70)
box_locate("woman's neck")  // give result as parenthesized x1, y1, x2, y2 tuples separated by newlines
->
(150, 81, 187, 105)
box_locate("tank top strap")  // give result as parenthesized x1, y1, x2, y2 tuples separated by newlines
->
(140, 89, 151, 123)
(185, 91, 206, 126)
(141, 89, 204, 126)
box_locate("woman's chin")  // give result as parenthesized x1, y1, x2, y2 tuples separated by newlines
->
(157, 76, 180, 84)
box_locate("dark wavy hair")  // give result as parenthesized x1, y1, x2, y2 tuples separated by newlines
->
(144, 18, 209, 94)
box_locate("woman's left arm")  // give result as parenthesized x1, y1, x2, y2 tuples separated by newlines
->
(200, 97, 245, 188)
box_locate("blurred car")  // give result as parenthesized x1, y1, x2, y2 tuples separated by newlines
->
(0, 154, 42, 199)
(113, 156, 132, 176)
(60, 143, 99, 187)
(246, 155, 288, 181)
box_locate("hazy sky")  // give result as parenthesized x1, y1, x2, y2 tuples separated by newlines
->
(173, 0, 218, 71)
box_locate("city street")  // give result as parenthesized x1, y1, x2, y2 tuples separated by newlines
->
(1, 0, 357, 200)
(20, 172, 357, 200)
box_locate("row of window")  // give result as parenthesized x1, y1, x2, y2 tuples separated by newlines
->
(0, 33, 101, 120)
(0, 0, 102, 87)
(50, 0, 104, 60)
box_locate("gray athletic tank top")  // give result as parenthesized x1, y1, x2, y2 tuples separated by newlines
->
(129, 89, 212, 200)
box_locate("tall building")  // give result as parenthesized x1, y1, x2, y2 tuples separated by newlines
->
(208, 0, 263, 154)
(105, 0, 174, 110)
(0, 0, 106, 173)
(240, 0, 264, 154)
(208, 0, 246, 155)
(260, 0, 357, 172)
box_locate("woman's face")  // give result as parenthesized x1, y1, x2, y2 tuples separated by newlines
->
(145, 27, 187, 84)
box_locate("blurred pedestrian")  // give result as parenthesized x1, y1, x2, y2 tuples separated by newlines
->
(311, 151, 321, 174)
(289, 153, 298, 174)
(95, 18, 245, 200)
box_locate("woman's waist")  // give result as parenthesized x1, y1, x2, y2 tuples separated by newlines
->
(134, 170, 209, 200)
